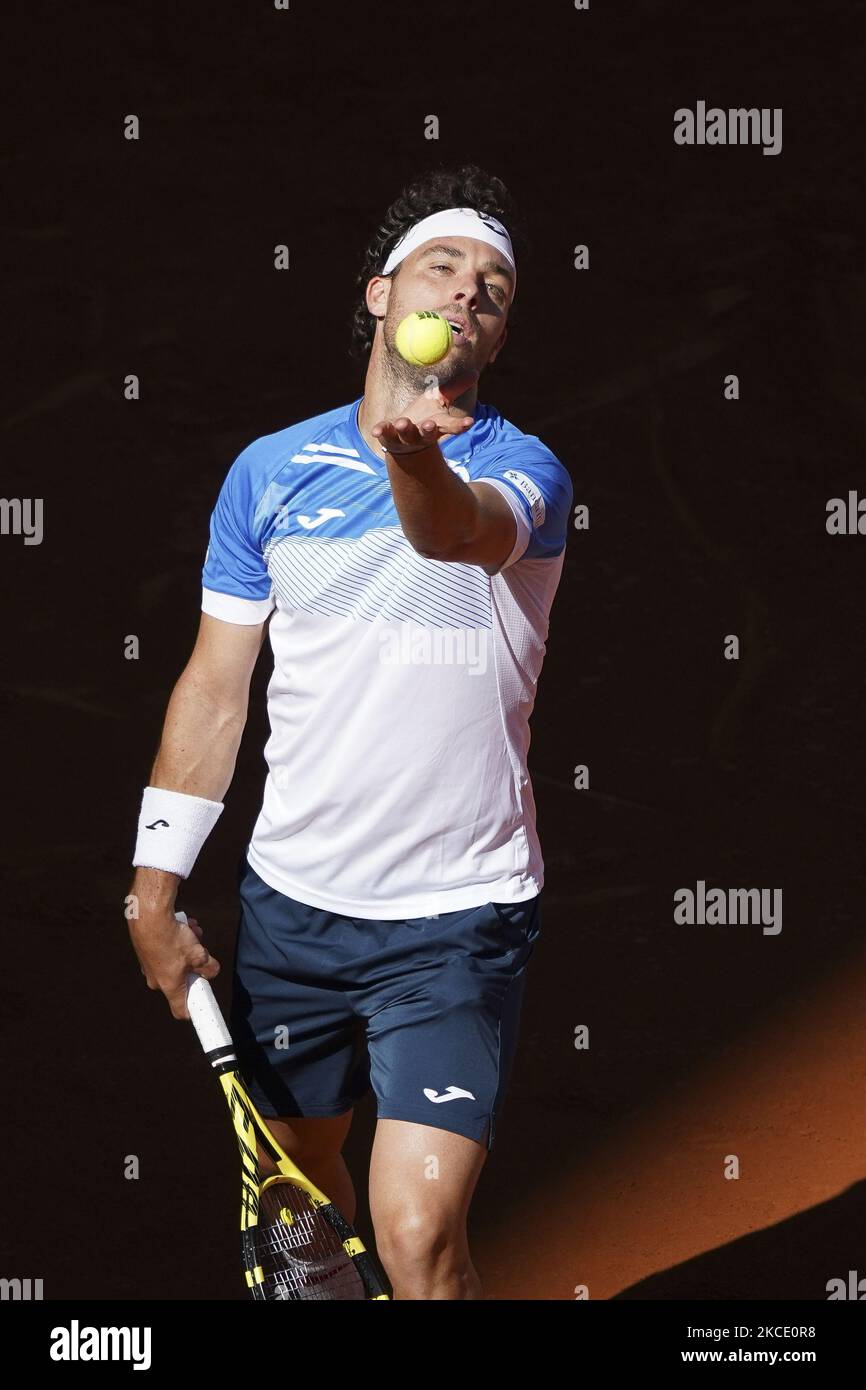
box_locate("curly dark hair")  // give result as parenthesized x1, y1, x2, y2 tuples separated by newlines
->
(349, 163, 529, 366)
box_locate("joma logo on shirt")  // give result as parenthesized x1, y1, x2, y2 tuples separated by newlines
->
(274, 506, 346, 530)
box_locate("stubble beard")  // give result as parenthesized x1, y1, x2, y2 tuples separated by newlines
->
(381, 305, 470, 402)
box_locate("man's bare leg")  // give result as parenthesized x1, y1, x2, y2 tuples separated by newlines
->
(255, 1111, 356, 1222)
(368, 1117, 488, 1299)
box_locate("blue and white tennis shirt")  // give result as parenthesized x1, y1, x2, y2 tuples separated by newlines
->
(201, 396, 573, 919)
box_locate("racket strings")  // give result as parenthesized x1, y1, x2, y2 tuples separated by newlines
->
(249, 1179, 367, 1301)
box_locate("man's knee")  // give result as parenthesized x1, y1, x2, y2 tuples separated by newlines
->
(374, 1205, 461, 1273)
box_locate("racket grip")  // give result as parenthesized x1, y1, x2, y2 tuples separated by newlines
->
(175, 911, 234, 1055)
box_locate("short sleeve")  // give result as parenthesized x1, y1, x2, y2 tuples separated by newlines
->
(201, 444, 276, 624)
(475, 441, 574, 574)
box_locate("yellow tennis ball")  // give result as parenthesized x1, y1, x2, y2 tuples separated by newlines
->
(394, 310, 453, 367)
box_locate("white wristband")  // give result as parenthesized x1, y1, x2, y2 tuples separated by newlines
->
(132, 786, 224, 880)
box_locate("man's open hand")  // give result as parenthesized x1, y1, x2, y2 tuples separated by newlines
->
(372, 370, 479, 456)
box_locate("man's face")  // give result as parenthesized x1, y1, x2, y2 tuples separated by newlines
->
(369, 234, 513, 385)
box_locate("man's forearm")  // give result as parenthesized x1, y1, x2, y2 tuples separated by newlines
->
(383, 440, 480, 557)
(133, 864, 183, 911)
(131, 671, 248, 907)
(148, 668, 248, 801)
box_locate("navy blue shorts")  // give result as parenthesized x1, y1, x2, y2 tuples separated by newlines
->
(228, 856, 542, 1151)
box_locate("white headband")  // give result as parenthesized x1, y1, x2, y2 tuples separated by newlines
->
(380, 206, 516, 292)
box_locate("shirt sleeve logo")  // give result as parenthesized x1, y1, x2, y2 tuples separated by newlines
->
(503, 470, 546, 528)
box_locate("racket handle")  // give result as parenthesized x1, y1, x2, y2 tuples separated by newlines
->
(175, 911, 235, 1056)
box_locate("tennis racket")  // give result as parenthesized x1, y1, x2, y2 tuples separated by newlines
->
(178, 912, 390, 1301)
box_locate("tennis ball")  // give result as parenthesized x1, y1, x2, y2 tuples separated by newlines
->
(394, 310, 453, 367)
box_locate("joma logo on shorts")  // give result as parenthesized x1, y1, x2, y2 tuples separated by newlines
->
(423, 1086, 476, 1103)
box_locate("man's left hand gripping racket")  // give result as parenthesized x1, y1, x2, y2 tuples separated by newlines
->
(180, 914, 390, 1301)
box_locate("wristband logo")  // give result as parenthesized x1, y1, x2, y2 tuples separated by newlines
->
(145, 819, 170, 830)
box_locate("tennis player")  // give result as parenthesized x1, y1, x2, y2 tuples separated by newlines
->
(128, 165, 573, 1300)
